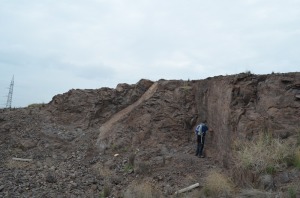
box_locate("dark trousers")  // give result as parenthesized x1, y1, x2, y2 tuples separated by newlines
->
(196, 135, 205, 156)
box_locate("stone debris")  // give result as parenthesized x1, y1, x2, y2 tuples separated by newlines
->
(1, 73, 299, 197)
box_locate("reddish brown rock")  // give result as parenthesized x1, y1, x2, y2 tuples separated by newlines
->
(0, 72, 299, 197)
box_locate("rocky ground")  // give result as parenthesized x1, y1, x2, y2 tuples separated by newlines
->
(0, 73, 300, 197)
(0, 107, 218, 197)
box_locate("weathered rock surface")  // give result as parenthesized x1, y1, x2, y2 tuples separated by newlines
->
(0, 73, 299, 197)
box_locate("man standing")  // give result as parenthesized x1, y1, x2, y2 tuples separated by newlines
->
(195, 120, 209, 158)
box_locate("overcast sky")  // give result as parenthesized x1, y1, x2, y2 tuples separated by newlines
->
(0, 0, 299, 107)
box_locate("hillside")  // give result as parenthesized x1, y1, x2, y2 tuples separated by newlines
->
(0, 72, 299, 197)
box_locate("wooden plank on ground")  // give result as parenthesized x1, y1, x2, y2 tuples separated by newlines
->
(175, 183, 200, 195)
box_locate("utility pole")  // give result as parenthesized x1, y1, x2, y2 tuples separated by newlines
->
(6, 75, 14, 109)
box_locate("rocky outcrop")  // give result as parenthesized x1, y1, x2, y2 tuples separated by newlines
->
(47, 79, 154, 128)
(0, 72, 299, 197)
(96, 82, 159, 151)
(94, 72, 299, 163)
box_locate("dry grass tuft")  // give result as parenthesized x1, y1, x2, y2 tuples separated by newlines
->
(27, 103, 45, 109)
(123, 181, 162, 198)
(100, 183, 111, 198)
(203, 170, 233, 197)
(293, 148, 300, 169)
(5, 159, 33, 169)
(134, 161, 151, 175)
(292, 129, 300, 169)
(91, 162, 113, 177)
(234, 132, 294, 173)
(239, 188, 277, 198)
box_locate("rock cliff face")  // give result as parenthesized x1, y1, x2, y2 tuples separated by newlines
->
(0, 72, 299, 197)
(94, 73, 299, 164)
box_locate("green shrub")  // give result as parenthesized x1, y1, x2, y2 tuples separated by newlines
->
(265, 165, 276, 175)
(288, 186, 296, 198)
(124, 164, 134, 173)
(100, 184, 111, 198)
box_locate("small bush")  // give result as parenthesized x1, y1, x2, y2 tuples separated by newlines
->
(5, 159, 32, 169)
(123, 182, 162, 198)
(293, 148, 300, 169)
(288, 186, 296, 198)
(235, 132, 292, 173)
(239, 189, 276, 198)
(134, 162, 151, 175)
(297, 129, 300, 146)
(265, 165, 276, 175)
(27, 103, 45, 109)
(124, 164, 134, 173)
(92, 162, 113, 177)
(128, 153, 135, 167)
(100, 184, 111, 198)
(203, 170, 233, 197)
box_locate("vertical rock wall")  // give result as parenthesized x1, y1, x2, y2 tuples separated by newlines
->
(193, 77, 233, 165)
(192, 72, 300, 166)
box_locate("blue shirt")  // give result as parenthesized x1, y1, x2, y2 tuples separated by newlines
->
(201, 124, 208, 134)
(195, 123, 209, 135)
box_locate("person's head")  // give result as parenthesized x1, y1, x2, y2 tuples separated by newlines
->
(202, 120, 207, 124)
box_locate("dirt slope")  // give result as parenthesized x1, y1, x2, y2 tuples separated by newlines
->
(96, 82, 158, 150)
(0, 73, 299, 197)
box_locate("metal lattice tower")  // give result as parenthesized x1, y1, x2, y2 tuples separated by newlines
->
(6, 75, 14, 109)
